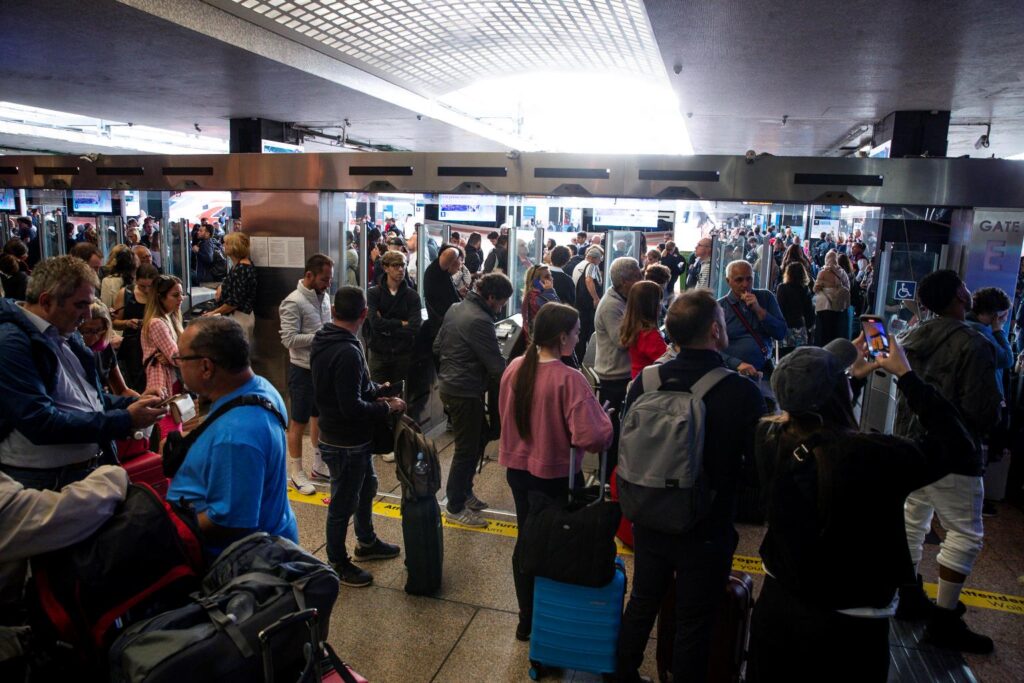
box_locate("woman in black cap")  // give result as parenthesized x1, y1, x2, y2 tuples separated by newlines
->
(747, 336, 977, 682)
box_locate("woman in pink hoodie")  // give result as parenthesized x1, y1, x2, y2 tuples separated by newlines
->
(498, 302, 614, 641)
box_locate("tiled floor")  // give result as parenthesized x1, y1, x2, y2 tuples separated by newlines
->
(289, 428, 1024, 682)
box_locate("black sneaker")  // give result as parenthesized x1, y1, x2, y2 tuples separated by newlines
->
(353, 538, 401, 561)
(925, 601, 995, 654)
(516, 616, 531, 642)
(896, 575, 938, 621)
(331, 560, 373, 587)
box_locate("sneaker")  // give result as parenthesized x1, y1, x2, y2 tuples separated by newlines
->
(380, 452, 396, 463)
(310, 468, 331, 482)
(288, 461, 316, 496)
(465, 494, 489, 511)
(331, 560, 373, 587)
(982, 500, 998, 517)
(896, 575, 937, 621)
(445, 507, 488, 528)
(353, 538, 401, 561)
(925, 601, 994, 654)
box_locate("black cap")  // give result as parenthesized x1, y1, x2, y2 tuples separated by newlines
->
(771, 339, 859, 415)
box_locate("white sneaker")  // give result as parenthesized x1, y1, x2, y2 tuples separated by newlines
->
(445, 508, 488, 528)
(380, 452, 395, 463)
(287, 459, 316, 495)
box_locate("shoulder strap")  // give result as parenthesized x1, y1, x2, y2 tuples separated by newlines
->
(640, 364, 662, 392)
(689, 366, 735, 402)
(182, 394, 287, 449)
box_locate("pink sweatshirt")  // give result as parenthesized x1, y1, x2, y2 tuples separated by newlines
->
(498, 356, 614, 479)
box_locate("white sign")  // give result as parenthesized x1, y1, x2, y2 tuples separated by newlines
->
(249, 236, 270, 267)
(268, 237, 305, 268)
(261, 139, 304, 154)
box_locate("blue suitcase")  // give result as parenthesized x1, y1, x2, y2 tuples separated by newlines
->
(528, 557, 626, 679)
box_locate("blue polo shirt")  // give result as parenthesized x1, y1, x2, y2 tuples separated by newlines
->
(718, 290, 787, 370)
(168, 375, 298, 551)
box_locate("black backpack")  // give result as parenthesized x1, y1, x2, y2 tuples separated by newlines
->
(208, 243, 228, 281)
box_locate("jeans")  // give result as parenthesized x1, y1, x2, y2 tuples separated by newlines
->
(748, 576, 890, 683)
(506, 467, 579, 623)
(0, 460, 97, 491)
(441, 393, 486, 514)
(905, 473, 985, 575)
(319, 441, 377, 565)
(617, 524, 736, 682)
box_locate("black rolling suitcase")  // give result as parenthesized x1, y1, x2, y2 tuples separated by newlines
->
(392, 415, 444, 595)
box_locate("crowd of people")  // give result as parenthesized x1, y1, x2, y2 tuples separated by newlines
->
(0, 214, 1017, 682)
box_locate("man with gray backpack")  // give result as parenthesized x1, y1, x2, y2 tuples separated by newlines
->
(615, 290, 767, 683)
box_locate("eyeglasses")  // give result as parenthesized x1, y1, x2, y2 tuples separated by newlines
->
(171, 354, 208, 363)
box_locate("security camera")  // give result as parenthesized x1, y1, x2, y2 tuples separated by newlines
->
(673, 62, 682, 75)
(745, 149, 757, 164)
(975, 134, 990, 150)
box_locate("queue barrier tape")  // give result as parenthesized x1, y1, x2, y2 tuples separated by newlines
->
(288, 489, 1024, 616)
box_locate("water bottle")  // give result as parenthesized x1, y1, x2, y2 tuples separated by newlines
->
(413, 452, 428, 476)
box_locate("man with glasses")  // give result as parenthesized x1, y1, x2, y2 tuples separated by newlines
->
(0, 256, 166, 491)
(686, 238, 714, 290)
(366, 251, 421, 409)
(279, 254, 334, 493)
(718, 260, 787, 404)
(167, 316, 297, 555)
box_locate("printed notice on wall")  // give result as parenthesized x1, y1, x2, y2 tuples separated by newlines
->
(249, 236, 270, 267)
(268, 237, 305, 268)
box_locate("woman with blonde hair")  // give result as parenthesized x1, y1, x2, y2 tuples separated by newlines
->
(203, 231, 257, 343)
(79, 300, 139, 397)
(521, 264, 559, 344)
(813, 250, 851, 346)
(142, 275, 185, 445)
(620, 280, 667, 378)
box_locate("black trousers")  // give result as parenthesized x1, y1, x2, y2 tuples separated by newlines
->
(506, 467, 579, 624)
(747, 575, 890, 683)
(617, 524, 736, 682)
(441, 393, 486, 513)
(368, 351, 412, 396)
(597, 377, 629, 471)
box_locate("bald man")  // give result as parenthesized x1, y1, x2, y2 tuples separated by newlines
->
(423, 245, 463, 343)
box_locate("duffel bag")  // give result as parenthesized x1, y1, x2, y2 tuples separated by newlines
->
(109, 533, 339, 683)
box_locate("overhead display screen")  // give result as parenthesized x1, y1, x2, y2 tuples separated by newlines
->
(592, 207, 659, 228)
(72, 190, 113, 213)
(0, 189, 15, 211)
(439, 194, 497, 223)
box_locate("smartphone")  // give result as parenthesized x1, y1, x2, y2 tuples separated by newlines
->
(860, 315, 890, 359)
(378, 381, 404, 398)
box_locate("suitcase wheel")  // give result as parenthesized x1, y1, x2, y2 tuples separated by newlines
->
(528, 661, 547, 680)
(529, 666, 540, 681)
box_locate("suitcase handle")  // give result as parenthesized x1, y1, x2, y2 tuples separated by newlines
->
(259, 609, 321, 683)
(568, 447, 608, 505)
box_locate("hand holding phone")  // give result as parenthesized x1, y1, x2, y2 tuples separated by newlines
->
(859, 315, 890, 359)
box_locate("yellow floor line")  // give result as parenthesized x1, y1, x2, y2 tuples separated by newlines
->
(288, 489, 1024, 616)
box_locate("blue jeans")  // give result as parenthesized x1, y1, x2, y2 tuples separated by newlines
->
(319, 441, 377, 565)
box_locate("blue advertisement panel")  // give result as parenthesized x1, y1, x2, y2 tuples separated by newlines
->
(963, 210, 1024, 327)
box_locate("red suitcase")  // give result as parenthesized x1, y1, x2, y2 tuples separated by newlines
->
(656, 570, 754, 683)
(118, 437, 170, 498)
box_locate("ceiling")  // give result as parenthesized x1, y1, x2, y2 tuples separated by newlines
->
(1, 0, 1024, 158)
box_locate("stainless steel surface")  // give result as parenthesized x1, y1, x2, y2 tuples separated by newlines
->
(6, 152, 1024, 208)
(874, 243, 894, 316)
(239, 190, 320, 397)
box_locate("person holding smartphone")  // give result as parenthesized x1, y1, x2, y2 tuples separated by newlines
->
(748, 335, 977, 682)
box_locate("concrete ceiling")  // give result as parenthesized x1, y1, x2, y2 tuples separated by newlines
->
(2, 0, 1024, 158)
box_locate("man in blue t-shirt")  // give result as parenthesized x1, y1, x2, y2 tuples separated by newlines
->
(167, 317, 298, 554)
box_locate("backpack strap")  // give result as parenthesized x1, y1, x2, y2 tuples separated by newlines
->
(182, 394, 287, 451)
(640, 364, 662, 392)
(689, 366, 735, 402)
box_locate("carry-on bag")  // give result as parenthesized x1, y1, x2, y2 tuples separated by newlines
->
(401, 494, 444, 596)
(518, 448, 621, 588)
(258, 609, 367, 683)
(122, 451, 170, 498)
(656, 571, 754, 683)
(108, 533, 340, 683)
(528, 557, 627, 680)
(31, 483, 204, 657)
(392, 414, 442, 501)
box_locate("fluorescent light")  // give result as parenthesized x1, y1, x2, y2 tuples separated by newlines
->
(1009, 151, 1024, 160)
(0, 101, 228, 154)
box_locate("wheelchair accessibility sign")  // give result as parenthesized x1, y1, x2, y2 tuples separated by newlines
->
(894, 280, 917, 301)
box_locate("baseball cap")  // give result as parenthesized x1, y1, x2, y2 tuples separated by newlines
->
(771, 338, 859, 415)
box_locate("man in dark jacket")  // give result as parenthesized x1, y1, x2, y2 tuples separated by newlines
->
(0, 256, 165, 491)
(894, 270, 1001, 653)
(483, 234, 509, 274)
(192, 224, 216, 282)
(366, 250, 422, 407)
(548, 245, 576, 307)
(310, 286, 404, 587)
(422, 246, 462, 343)
(616, 291, 766, 682)
(433, 274, 512, 528)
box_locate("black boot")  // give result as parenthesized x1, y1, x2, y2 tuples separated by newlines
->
(895, 574, 937, 621)
(925, 601, 994, 654)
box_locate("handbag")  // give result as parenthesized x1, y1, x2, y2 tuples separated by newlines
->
(783, 326, 808, 348)
(517, 449, 622, 588)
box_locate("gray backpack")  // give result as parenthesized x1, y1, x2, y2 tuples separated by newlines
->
(617, 365, 734, 534)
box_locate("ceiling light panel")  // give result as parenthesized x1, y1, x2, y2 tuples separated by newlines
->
(209, 0, 665, 95)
